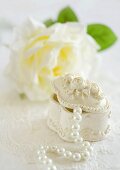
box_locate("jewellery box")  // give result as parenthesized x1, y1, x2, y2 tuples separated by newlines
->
(47, 74, 111, 142)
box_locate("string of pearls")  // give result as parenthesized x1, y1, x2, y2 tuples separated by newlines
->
(71, 107, 83, 143)
(37, 143, 93, 170)
(37, 107, 93, 170)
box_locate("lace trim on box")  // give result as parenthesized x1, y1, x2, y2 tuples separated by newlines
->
(47, 117, 111, 142)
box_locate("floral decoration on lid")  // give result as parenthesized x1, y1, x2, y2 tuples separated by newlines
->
(53, 74, 109, 112)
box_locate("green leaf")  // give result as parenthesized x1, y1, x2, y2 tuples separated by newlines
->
(57, 6, 79, 23)
(44, 19, 56, 27)
(87, 24, 117, 51)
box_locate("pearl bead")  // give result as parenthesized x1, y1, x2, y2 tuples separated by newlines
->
(37, 150, 40, 155)
(87, 146, 93, 152)
(72, 124, 80, 131)
(57, 148, 65, 155)
(74, 107, 82, 114)
(39, 145, 44, 150)
(38, 156, 42, 161)
(78, 137, 83, 142)
(74, 137, 83, 143)
(42, 155, 48, 160)
(63, 153, 67, 158)
(45, 146, 50, 150)
(73, 153, 81, 161)
(71, 131, 79, 138)
(82, 151, 90, 160)
(74, 114, 82, 121)
(37, 149, 46, 155)
(73, 116, 82, 123)
(48, 165, 57, 170)
(65, 151, 72, 158)
(51, 146, 58, 151)
(83, 141, 90, 148)
(74, 139, 79, 143)
(38, 155, 47, 162)
(74, 111, 80, 116)
(46, 159, 53, 165)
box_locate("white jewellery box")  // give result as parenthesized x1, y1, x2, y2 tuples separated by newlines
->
(47, 74, 111, 142)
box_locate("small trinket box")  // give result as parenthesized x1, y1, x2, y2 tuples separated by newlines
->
(47, 74, 111, 142)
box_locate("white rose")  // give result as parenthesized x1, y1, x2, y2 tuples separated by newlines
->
(6, 18, 98, 101)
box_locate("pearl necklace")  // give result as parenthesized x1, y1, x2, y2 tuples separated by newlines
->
(71, 107, 83, 143)
(37, 107, 93, 170)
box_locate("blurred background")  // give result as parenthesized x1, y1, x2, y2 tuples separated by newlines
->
(0, 0, 119, 81)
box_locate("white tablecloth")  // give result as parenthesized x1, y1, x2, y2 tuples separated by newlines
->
(0, 0, 120, 170)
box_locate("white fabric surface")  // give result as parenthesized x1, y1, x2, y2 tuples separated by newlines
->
(0, 0, 120, 170)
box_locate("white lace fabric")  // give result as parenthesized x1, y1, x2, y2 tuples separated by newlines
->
(0, 74, 120, 170)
